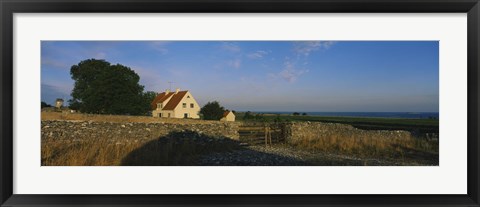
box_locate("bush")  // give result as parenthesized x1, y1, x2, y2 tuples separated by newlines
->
(200, 101, 225, 120)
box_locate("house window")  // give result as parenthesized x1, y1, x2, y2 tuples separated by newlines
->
(168, 113, 171, 118)
(159, 113, 162, 117)
(184, 113, 188, 118)
(190, 103, 194, 108)
(157, 103, 162, 109)
(187, 96, 190, 98)
(182, 103, 186, 108)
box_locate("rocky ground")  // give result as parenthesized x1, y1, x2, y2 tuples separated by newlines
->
(197, 145, 308, 166)
(197, 144, 419, 166)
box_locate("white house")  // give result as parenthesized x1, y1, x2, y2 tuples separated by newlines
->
(220, 110, 235, 122)
(151, 89, 200, 119)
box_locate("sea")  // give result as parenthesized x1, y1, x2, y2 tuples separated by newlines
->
(254, 112, 439, 119)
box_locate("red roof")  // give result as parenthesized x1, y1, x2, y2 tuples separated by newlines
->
(162, 91, 188, 110)
(151, 90, 191, 110)
(222, 110, 231, 117)
(150, 92, 174, 110)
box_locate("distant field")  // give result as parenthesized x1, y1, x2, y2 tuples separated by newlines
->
(236, 112, 439, 134)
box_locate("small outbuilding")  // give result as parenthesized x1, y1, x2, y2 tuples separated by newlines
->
(220, 110, 235, 122)
(55, 98, 64, 108)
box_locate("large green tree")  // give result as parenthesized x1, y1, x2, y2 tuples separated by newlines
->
(69, 59, 151, 115)
(41, 101, 52, 108)
(143, 91, 158, 104)
(143, 91, 158, 110)
(200, 101, 225, 120)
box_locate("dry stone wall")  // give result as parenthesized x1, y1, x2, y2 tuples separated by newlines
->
(283, 122, 412, 142)
(42, 120, 240, 141)
(42, 120, 411, 144)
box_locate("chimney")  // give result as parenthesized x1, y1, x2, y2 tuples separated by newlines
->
(165, 89, 170, 94)
(175, 88, 180, 94)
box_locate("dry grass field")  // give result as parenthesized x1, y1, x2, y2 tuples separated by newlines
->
(42, 130, 240, 166)
(42, 112, 239, 166)
(289, 131, 438, 164)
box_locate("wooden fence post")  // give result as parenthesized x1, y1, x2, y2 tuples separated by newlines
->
(264, 124, 268, 147)
(268, 126, 272, 145)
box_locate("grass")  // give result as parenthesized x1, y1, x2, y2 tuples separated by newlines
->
(288, 129, 438, 164)
(42, 130, 241, 166)
(41, 112, 242, 166)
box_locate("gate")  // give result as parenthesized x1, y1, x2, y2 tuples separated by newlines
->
(238, 122, 285, 146)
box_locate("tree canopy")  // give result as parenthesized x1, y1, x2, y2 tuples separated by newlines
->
(200, 101, 225, 120)
(69, 59, 153, 115)
(41, 101, 52, 108)
(143, 91, 158, 106)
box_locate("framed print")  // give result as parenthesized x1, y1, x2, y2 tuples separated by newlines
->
(1, 0, 479, 206)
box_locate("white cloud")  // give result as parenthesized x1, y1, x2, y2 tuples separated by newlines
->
(41, 58, 69, 69)
(247, 50, 269, 59)
(221, 42, 241, 53)
(94, 52, 107, 59)
(149, 41, 170, 54)
(293, 41, 335, 56)
(218, 43, 247, 69)
(272, 60, 308, 83)
(227, 58, 241, 69)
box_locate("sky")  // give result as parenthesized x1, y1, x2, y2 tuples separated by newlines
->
(41, 41, 439, 112)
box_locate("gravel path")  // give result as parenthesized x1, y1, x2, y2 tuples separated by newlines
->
(197, 144, 399, 166)
(197, 145, 310, 166)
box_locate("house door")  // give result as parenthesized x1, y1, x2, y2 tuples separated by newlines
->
(184, 113, 188, 118)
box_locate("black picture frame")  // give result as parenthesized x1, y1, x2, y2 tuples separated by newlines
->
(1, 0, 479, 206)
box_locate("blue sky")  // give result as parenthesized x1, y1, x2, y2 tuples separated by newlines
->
(41, 41, 439, 112)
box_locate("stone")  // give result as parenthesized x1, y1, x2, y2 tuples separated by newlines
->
(41, 120, 240, 141)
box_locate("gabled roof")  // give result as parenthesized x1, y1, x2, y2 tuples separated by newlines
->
(222, 110, 232, 117)
(150, 92, 174, 110)
(162, 91, 188, 110)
